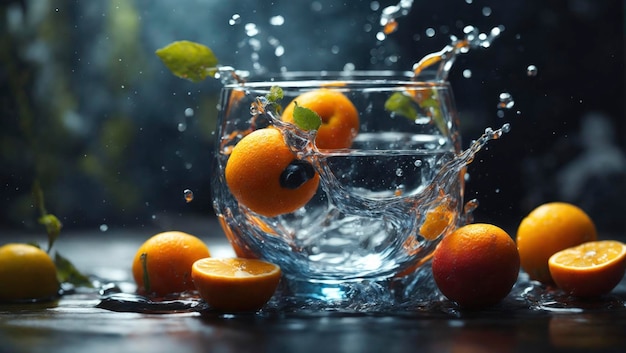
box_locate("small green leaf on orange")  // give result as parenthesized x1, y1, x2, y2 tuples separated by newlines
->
(292, 102, 322, 131)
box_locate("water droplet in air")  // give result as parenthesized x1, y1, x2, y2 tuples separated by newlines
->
(269, 15, 284, 26)
(177, 122, 187, 132)
(229, 14, 241, 26)
(245, 23, 259, 37)
(414, 160, 423, 167)
(425, 28, 436, 37)
(395, 168, 404, 177)
(498, 92, 515, 109)
(462, 69, 472, 78)
(383, 19, 398, 35)
(184, 108, 194, 117)
(274, 45, 285, 57)
(526, 65, 538, 77)
(482, 6, 492, 16)
(184, 189, 194, 203)
(99, 224, 109, 232)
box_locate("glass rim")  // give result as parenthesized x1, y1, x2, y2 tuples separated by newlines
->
(223, 70, 449, 89)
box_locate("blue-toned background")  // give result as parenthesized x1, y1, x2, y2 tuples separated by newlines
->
(1, 0, 623, 237)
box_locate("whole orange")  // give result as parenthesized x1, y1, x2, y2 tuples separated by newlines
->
(225, 128, 320, 217)
(431, 223, 520, 309)
(281, 88, 359, 149)
(0, 243, 59, 302)
(132, 231, 211, 297)
(516, 202, 597, 284)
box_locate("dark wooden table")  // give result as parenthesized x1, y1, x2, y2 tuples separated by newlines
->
(2, 221, 625, 353)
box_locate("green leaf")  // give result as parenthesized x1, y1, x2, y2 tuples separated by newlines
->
(54, 252, 93, 288)
(155, 40, 219, 82)
(267, 86, 284, 103)
(292, 102, 322, 131)
(384, 92, 419, 120)
(38, 214, 62, 252)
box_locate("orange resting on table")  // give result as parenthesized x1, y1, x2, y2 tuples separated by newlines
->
(281, 88, 359, 149)
(516, 202, 597, 284)
(191, 257, 281, 312)
(548, 240, 626, 297)
(0, 243, 59, 302)
(225, 127, 320, 217)
(132, 231, 211, 297)
(431, 223, 520, 309)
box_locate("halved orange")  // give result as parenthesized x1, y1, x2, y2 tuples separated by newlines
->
(191, 257, 281, 312)
(548, 240, 626, 297)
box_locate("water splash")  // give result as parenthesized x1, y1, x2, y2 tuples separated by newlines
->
(498, 92, 515, 109)
(183, 189, 194, 203)
(378, 0, 414, 39)
(412, 25, 504, 81)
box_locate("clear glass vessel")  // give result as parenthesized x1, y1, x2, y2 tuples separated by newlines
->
(212, 71, 465, 307)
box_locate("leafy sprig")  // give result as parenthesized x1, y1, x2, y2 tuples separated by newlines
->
(384, 90, 447, 135)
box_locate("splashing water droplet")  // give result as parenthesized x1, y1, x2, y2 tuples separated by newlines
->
(379, 0, 414, 39)
(383, 19, 399, 35)
(498, 92, 515, 109)
(411, 25, 503, 80)
(229, 14, 241, 26)
(184, 189, 194, 203)
(526, 65, 538, 77)
(269, 15, 284, 26)
(245, 23, 259, 37)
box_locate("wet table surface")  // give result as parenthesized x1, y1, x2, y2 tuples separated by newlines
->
(1, 219, 626, 353)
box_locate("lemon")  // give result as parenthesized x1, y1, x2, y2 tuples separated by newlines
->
(0, 243, 59, 302)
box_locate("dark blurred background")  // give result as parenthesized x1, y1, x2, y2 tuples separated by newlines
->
(1, 0, 624, 237)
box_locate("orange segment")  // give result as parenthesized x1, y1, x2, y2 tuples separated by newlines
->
(191, 258, 281, 312)
(419, 202, 455, 240)
(548, 240, 626, 297)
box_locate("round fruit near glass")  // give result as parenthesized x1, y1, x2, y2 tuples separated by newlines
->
(281, 88, 359, 149)
(516, 202, 597, 284)
(548, 240, 626, 297)
(132, 231, 211, 297)
(225, 127, 320, 217)
(431, 223, 520, 309)
(191, 257, 281, 312)
(0, 243, 59, 302)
